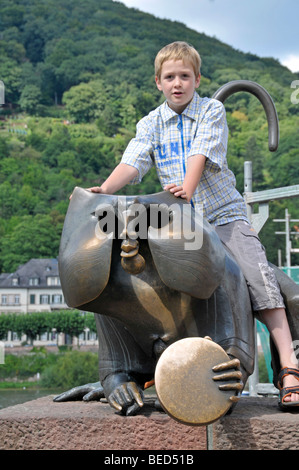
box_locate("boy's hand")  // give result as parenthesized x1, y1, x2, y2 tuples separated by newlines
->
(164, 183, 188, 200)
(69, 186, 103, 200)
(87, 186, 103, 193)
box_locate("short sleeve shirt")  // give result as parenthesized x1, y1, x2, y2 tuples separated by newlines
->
(121, 92, 248, 226)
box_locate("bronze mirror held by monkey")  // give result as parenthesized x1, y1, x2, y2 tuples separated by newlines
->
(155, 337, 234, 426)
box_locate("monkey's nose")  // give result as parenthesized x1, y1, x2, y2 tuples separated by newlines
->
(120, 239, 139, 257)
(120, 238, 145, 275)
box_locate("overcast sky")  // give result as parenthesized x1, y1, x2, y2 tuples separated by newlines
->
(115, 0, 299, 73)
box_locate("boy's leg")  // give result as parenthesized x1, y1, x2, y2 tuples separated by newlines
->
(215, 221, 285, 312)
(259, 307, 299, 403)
(215, 221, 299, 403)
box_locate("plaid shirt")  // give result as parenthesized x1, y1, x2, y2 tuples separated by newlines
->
(121, 92, 248, 226)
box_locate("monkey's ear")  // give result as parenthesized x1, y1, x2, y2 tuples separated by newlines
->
(59, 187, 114, 307)
(148, 204, 225, 299)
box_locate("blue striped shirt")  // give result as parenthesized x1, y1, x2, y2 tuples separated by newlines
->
(121, 92, 248, 226)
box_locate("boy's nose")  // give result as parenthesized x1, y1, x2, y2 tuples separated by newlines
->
(174, 76, 182, 87)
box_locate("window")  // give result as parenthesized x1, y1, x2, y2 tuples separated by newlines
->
(1, 294, 20, 305)
(12, 278, 19, 286)
(30, 294, 35, 304)
(29, 277, 39, 286)
(52, 294, 62, 304)
(47, 277, 61, 286)
(40, 295, 50, 304)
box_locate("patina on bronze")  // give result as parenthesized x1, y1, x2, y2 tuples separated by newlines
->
(155, 337, 242, 425)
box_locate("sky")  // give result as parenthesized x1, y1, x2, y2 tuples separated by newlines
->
(115, 0, 299, 73)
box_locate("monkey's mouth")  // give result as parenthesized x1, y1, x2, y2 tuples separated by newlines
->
(120, 238, 145, 275)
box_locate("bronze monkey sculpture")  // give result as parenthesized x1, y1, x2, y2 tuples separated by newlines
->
(55, 82, 299, 418)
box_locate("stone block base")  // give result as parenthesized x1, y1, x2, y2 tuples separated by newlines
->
(0, 395, 206, 450)
(0, 395, 298, 450)
(212, 396, 299, 450)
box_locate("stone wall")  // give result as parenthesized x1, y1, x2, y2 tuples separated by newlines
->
(213, 396, 299, 450)
(0, 395, 298, 451)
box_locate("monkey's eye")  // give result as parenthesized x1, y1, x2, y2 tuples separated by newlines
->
(92, 204, 124, 238)
(148, 204, 172, 230)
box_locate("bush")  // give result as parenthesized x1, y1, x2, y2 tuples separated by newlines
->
(40, 350, 98, 389)
(0, 350, 57, 380)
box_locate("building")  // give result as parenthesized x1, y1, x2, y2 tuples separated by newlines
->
(0, 258, 67, 314)
(0, 258, 97, 347)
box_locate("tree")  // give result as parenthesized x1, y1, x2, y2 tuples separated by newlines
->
(0, 57, 22, 104)
(1, 310, 96, 346)
(19, 84, 42, 115)
(0, 214, 62, 272)
(53, 310, 85, 345)
(12, 312, 48, 345)
(84, 312, 97, 334)
(62, 80, 106, 123)
(0, 313, 13, 340)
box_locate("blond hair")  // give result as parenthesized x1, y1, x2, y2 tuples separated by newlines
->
(155, 41, 201, 80)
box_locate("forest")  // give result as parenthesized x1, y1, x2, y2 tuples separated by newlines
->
(0, 0, 299, 273)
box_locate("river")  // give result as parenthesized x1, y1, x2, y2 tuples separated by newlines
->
(0, 388, 63, 410)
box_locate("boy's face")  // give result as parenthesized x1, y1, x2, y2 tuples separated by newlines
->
(155, 59, 201, 114)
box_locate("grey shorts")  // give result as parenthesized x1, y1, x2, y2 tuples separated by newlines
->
(215, 220, 285, 312)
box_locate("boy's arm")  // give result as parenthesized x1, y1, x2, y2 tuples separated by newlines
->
(88, 163, 139, 195)
(164, 154, 206, 202)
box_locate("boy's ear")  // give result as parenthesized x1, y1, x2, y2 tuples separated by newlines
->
(155, 76, 163, 91)
(196, 73, 201, 88)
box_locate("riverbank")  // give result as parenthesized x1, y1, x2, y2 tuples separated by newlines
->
(0, 346, 100, 396)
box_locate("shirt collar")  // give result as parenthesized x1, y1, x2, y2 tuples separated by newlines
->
(160, 92, 201, 122)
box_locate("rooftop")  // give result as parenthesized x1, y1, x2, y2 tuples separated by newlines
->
(0, 258, 60, 288)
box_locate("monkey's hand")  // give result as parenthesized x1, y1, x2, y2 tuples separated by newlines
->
(108, 381, 144, 416)
(212, 358, 244, 404)
(53, 382, 105, 402)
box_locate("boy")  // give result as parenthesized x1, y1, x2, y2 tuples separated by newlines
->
(88, 41, 299, 408)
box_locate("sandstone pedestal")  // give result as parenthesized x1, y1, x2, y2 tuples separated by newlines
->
(212, 396, 299, 450)
(0, 395, 298, 450)
(0, 395, 206, 450)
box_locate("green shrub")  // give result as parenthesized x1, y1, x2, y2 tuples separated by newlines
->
(40, 350, 98, 389)
(0, 351, 57, 380)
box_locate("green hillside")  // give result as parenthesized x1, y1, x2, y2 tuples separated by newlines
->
(0, 0, 299, 271)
